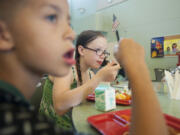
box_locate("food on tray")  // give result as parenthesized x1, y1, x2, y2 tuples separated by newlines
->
(116, 92, 131, 100)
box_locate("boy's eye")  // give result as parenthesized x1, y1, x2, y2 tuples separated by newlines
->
(46, 14, 57, 23)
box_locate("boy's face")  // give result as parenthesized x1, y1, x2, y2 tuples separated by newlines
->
(9, 0, 75, 77)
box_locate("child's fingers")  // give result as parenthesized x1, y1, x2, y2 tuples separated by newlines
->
(108, 61, 119, 67)
(112, 64, 120, 70)
(107, 61, 116, 66)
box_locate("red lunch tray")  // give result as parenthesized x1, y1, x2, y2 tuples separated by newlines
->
(87, 94, 131, 106)
(87, 109, 180, 135)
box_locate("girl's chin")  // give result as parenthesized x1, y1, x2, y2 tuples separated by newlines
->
(90, 65, 101, 69)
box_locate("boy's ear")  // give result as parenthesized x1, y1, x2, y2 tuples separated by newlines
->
(78, 45, 85, 56)
(0, 21, 14, 51)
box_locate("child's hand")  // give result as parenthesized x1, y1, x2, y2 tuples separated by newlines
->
(96, 62, 120, 82)
(114, 38, 145, 70)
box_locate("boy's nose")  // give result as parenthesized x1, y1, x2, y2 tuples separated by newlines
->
(64, 26, 76, 42)
(68, 27, 76, 41)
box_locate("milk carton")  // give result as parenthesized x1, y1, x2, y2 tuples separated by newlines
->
(95, 82, 116, 111)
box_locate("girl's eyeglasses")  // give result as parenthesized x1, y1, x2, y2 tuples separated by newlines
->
(84, 46, 110, 57)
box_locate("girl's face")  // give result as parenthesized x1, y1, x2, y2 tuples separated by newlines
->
(82, 37, 108, 69)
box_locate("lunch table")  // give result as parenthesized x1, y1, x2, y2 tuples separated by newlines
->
(72, 82, 180, 135)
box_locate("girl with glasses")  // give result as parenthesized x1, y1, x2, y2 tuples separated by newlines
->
(39, 30, 120, 130)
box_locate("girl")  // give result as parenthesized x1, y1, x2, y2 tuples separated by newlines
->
(40, 30, 120, 130)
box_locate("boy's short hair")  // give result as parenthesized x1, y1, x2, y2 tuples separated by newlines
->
(0, 0, 26, 22)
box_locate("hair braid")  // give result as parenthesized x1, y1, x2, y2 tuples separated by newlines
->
(75, 49, 83, 85)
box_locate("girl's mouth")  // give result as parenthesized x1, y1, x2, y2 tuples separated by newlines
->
(97, 61, 103, 65)
(63, 48, 76, 65)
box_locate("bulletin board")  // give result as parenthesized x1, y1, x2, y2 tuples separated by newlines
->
(164, 38, 180, 56)
(151, 35, 180, 58)
(151, 37, 164, 58)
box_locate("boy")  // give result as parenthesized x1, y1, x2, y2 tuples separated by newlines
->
(0, 0, 77, 134)
(0, 0, 168, 135)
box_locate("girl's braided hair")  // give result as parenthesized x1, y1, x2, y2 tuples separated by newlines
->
(75, 30, 104, 85)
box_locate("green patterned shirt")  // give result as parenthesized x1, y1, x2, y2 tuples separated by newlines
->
(39, 75, 77, 131)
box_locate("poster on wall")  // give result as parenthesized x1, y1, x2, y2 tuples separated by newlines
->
(151, 37, 164, 58)
(164, 38, 180, 56)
